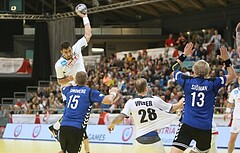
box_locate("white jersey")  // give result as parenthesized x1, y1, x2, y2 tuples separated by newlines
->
(228, 87, 240, 119)
(55, 37, 87, 79)
(121, 95, 179, 138)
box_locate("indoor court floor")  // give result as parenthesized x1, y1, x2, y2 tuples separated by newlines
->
(0, 139, 238, 153)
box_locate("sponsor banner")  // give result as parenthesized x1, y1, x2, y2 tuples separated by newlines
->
(11, 114, 122, 125)
(3, 124, 55, 140)
(3, 124, 134, 143)
(0, 57, 24, 73)
(12, 114, 61, 124)
(3, 124, 240, 148)
(159, 126, 178, 146)
(87, 125, 134, 144)
(116, 47, 175, 60)
(12, 114, 230, 127)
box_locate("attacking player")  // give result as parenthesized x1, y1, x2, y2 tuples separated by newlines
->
(108, 78, 183, 153)
(48, 3, 92, 153)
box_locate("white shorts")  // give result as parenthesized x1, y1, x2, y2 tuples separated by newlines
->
(131, 139, 166, 153)
(230, 118, 240, 133)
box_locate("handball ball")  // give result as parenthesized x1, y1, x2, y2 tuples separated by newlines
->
(75, 4, 87, 14)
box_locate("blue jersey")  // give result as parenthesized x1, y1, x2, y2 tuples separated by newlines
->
(174, 70, 226, 130)
(61, 85, 105, 129)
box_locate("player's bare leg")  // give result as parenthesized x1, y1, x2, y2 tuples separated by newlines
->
(170, 147, 184, 153)
(228, 133, 238, 153)
(83, 138, 90, 153)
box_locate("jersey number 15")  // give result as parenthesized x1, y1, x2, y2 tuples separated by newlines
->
(67, 95, 80, 109)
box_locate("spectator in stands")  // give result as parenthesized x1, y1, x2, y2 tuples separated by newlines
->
(208, 30, 221, 56)
(0, 105, 8, 117)
(168, 94, 178, 104)
(209, 69, 217, 79)
(231, 54, 240, 66)
(98, 110, 110, 125)
(228, 47, 239, 59)
(16, 99, 23, 108)
(0, 105, 3, 117)
(181, 67, 190, 76)
(195, 46, 208, 60)
(121, 53, 127, 60)
(137, 51, 142, 61)
(152, 86, 160, 96)
(172, 47, 180, 59)
(204, 29, 213, 43)
(220, 38, 229, 48)
(176, 32, 187, 52)
(127, 52, 133, 62)
(165, 33, 175, 47)
(102, 72, 112, 86)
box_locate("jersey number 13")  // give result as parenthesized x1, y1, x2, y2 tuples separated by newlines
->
(191, 92, 205, 107)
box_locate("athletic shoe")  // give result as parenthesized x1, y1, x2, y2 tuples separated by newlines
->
(48, 125, 60, 142)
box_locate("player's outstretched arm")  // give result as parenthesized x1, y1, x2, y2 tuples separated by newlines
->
(107, 113, 127, 133)
(101, 87, 118, 105)
(76, 5, 92, 43)
(223, 102, 233, 121)
(57, 76, 74, 86)
(169, 42, 194, 76)
(218, 46, 236, 84)
(170, 98, 184, 113)
(236, 22, 240, 58)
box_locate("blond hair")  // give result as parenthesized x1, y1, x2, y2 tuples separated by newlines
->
(192, 60, 210, 78)
(135, 78, 147, 93)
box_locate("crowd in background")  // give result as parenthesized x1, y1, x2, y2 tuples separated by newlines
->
(0, 28, 239, 117)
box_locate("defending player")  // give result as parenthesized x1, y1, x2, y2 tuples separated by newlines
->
(59, 71, 118, 153)
(170, 42, 236, 153)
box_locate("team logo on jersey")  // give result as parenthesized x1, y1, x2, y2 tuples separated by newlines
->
(122, 127, 133, 141)
(234, 89, 239, 94)
(60, 60, 67, 66)
(99, 94, 104, 97)
(82, 106, 92, 128)
(66, 53, 79, 67)
(220, 77, 224, 84)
